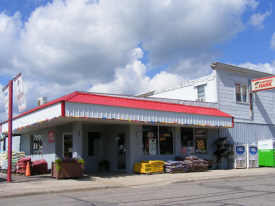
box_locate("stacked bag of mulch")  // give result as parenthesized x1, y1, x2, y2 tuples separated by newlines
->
(184, 156, 209, 172)
(134, 160, 164, 174)
(32, 159, 48, 174)
(0, 151, 23, 173)
(164, 156, 209, 173)
(164, 161, 190, 173)
(16, 157, 31, 174)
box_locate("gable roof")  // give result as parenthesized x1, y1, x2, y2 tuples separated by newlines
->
(9, 91, 232, 122)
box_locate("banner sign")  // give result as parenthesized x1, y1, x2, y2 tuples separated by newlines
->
(194, 129, 207, 154)
(14, 75, 27, 112)
(252, 76, 275, 92)
(3, 87, 9, 119)
(48, 131, 55, 143)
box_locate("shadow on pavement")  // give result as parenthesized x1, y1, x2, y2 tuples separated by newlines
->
(0, 171, 139, 183)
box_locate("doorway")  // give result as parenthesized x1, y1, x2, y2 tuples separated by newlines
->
(63, 133, 73, 158)
(117, 133, 126, 170)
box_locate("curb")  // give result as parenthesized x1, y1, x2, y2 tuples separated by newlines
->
(0, 185, 126, 199)
(1, 171, 275, 199)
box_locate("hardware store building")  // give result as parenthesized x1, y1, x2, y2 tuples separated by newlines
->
(0, 91, 233, 173)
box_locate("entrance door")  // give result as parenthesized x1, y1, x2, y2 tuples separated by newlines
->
(63, 133, 73, 158)
(117, 133, 126, 170)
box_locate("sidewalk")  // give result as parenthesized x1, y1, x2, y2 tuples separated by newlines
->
(0, 167, 275, 198)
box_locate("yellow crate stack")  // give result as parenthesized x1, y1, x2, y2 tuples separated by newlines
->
(134, 160, 164, 174)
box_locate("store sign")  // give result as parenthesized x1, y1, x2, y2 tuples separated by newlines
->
(194, 129, 207, 154)
(148, 131, 154, 139)
(181, 147, 187, 155)
(48, 131, 55, 143)
(252, 76, 275, 92)
(258, 140, 273, 150)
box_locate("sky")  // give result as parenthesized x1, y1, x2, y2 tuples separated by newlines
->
(0, 0, 275, 123)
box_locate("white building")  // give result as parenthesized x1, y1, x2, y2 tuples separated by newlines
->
(138, 62, 275, 144)
(0, 91, 233, 172)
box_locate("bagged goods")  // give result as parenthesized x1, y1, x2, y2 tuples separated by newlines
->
(134, 160, 164, 174)
(0, 151, 25, 173)
(164, 156, 209, 173)
(16, 158, 48, 175)
(32, 159, 48, 174)
(164, 161, 190, 173)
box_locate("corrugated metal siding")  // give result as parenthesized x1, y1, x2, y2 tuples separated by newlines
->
(65, 102, 233, 127)
(219, 122, 275, 143)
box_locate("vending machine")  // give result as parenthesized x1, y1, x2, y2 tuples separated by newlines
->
(258, 139, 275, 167)
(247, 143, 258, 168)
(234, 143, 247, 169)
(149, 139, 157, 155)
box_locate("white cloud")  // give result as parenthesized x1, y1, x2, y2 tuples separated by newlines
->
(239, 61, 275, 74)
(248, 10, 272, 29)
(0, 0, 267, 122)
(89, 47, 184, 95)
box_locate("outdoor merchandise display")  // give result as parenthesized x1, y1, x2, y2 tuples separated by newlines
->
(258, 139, 275, 167)
(32, 159, 48, 174)
(213, 137, 230, 169)
(16, 157, 48, 175)
(0, 151, 26, 172)
(134, 160, 164, 174)
(164, 156, 209, 173)
(247, 143, 258, 168)
(16, 157, 32, 174)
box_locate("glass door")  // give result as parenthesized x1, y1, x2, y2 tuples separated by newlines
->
(63, 133, 73, 158)
(117, 133, 126, 170)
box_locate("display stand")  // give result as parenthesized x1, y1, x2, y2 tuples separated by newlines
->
(213, 137, 231, 169)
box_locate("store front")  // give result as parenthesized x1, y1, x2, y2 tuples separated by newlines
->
(0, 91, 233, 173)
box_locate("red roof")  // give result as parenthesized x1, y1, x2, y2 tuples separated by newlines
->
(10, 91, 233, 121)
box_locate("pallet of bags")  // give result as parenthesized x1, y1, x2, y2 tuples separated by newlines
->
(32, 159, 48, 174)
(183, 156, 208, 172)
(134, 160, 164, 174)
(164, 161, 191, 173)
(16, 157, 31, 174)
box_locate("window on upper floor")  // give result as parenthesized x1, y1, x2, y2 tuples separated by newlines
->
(235, 83, 247, 103)
(197, 85, 205, 102)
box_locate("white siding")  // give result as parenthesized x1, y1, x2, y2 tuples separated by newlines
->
(1, 103, 62, 133)
(216, 69, 275, 124)
(150, 74, 217, 102)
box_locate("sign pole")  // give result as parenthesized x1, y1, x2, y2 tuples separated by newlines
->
(7, 80, 13, 183)
(2, 73, 22, 183)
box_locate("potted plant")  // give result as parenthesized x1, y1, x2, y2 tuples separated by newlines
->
(51, 157, 85, 179)
(98, 160, 109, 171)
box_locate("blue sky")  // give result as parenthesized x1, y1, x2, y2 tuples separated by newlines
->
(0, 0, 275, 122)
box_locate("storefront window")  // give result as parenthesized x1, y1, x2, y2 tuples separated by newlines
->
(194, 129, 207, 154)
(142, 126, 158, 155)
(31, 134, 42, 154)
(142, 126, 174, 155)
(88, 132, 101, 156)
(181, 128, 194, 155)
(159, 127, 173, 155)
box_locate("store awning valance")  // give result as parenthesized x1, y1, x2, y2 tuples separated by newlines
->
(0, 133, 6, 140)
(34, 134, 42, 141)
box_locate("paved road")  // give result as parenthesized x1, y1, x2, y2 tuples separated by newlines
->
(2, 176, 275, 206)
